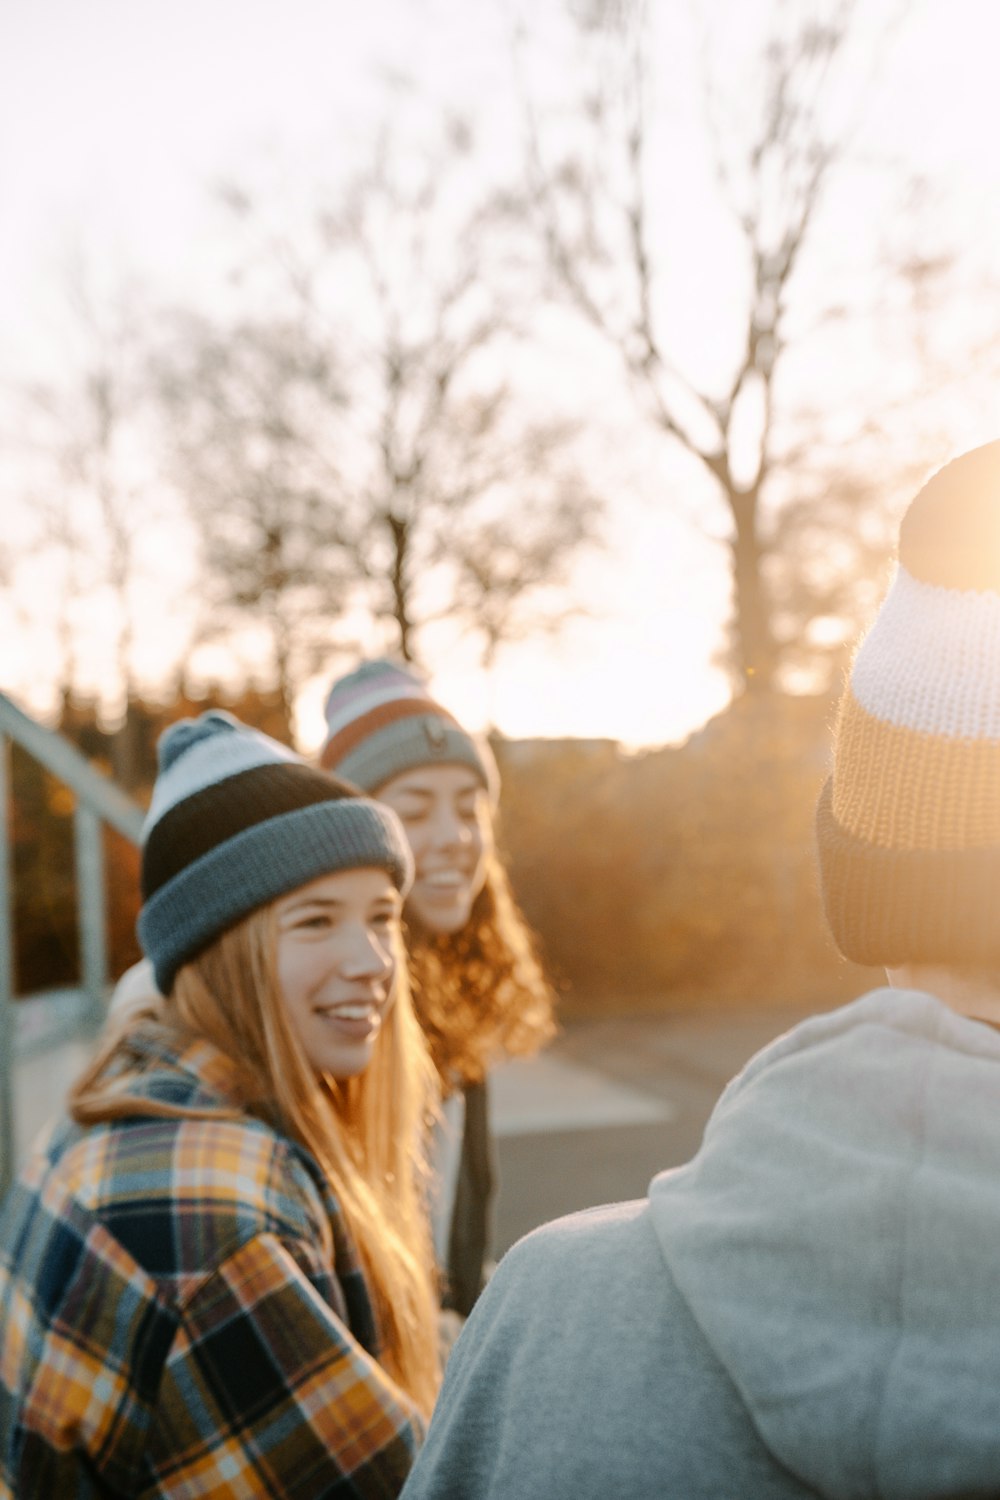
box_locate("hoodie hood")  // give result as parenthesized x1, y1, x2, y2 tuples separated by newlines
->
(649, 987, 1000, 1499)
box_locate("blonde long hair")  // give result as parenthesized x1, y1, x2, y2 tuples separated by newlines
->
(71, 905, 440, 1416)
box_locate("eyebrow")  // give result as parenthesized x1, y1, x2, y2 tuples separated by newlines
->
(280, 892, 400, 917)
(279, 896, 347, 917)
(392, 783, 479, 800)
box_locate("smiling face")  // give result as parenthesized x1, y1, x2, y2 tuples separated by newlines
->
(274, 868, 401, 1079)
(376, 765, 494, 935)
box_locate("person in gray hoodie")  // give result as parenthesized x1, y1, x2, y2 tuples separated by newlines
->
(400, 438, 1000, 1500)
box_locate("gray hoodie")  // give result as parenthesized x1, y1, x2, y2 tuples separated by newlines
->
(402, 989, 1000, 1499)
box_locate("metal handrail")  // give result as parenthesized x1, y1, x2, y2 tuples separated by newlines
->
(0, 695, 144, 841)
(0, 691, 143, 1195)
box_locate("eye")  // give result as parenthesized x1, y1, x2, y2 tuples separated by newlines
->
(292, 912, 335, 932)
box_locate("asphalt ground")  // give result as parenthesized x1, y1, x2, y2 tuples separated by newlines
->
(490, 1002, 819, 1255)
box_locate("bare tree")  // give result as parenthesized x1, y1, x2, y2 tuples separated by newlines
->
(207, 111, 604, 674)
(155, 311, 356, 734)
(13, 265, 156, 782)
(518, 0, 908, 694)
(448, 479, 601, 671)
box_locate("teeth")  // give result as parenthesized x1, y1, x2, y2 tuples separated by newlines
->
(320, 1005, 376, 1021)
(424, 873, 464, 889)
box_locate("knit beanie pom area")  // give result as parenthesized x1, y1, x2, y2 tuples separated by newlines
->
(137, 711, 413, 994)
(156, 709, 241, 773)
(817, 439, 1000, 967)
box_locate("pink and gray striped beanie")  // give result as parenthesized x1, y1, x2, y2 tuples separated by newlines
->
(817, 439, 1000, 967)
(138, 710, 412, 992)
(320, 659, 499, 802)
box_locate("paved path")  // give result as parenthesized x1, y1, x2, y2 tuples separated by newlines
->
(14, 1038, 92, 1162)
(490, 1003, 816, 1254)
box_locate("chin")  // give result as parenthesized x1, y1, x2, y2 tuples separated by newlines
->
(329, 1059, 372, 1080)
(409, 898, 473, 936)
(312, 1043, 378, 1080)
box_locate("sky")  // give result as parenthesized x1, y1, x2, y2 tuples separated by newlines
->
(4, 0, 1000, 751)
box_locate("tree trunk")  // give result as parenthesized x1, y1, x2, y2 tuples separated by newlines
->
(387, 514, 415, 663)
(729, 488, 777, 694)
(111, 700, 143, 792)
(273, 626, 295, 744)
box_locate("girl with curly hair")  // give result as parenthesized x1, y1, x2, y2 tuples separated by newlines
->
(320, 659, 556, 1318)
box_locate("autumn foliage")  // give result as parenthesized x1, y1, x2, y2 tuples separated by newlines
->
(494, 692, 881, 1015)
(10, 685, 290, 996)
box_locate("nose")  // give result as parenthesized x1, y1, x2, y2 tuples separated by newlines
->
(340, 922, 394, 982)
(428, 802, 472, 851)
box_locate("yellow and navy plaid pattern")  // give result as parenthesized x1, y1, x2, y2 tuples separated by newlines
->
(818, 439, 1000, 966)
(0, 1023, 422, 1497)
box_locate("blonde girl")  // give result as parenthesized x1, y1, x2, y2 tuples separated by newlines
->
(0, 711, 438, 1497)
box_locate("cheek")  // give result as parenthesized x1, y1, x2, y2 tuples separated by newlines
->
(402, 825, 431, 867)
(276, 942, 324, 1014)
(276, 943, 295, 1000)
(371, 925, 396, 976)
(471, 817, 494, 881)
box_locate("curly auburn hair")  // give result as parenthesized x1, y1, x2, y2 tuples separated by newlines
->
(405, 853, 557, 1091)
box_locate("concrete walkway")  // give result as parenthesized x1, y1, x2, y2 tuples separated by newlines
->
(491, 1003, 816, 1253)
(14, 1037, 92, 1163)
(490, 1051, 675, 1136)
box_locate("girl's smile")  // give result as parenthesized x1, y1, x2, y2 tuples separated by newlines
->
(376, 764, 493, 935)
(275, 868, 402, 1077)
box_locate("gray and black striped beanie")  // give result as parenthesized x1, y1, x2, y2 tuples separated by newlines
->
(138, 710, 413, 993)
(320, 658, 499, 802)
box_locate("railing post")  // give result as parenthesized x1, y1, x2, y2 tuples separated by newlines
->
(0, 693, 143, 1191)
(0, 733, 14, 1197)
(74, 804, 107, 1032)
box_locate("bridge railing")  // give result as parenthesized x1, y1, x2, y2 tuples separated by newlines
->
(0, 692, 143, 1194)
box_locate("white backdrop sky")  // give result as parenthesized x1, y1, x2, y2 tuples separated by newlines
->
(4, 0, 1000, 749)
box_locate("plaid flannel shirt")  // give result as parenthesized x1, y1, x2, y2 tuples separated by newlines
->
(0, 1023, 423, 1498)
